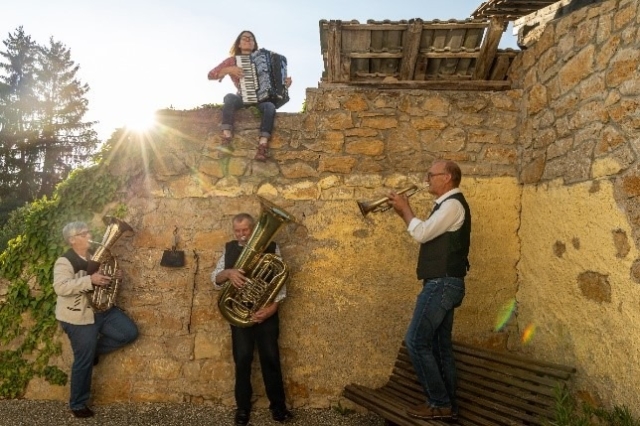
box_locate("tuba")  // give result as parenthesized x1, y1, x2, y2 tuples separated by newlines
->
(357, 185, 424, 217)
(87, 216, 134, 312)
(218, 197, 296, 327)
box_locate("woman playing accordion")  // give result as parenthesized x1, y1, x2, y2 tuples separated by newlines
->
(207, 30, 292, 162)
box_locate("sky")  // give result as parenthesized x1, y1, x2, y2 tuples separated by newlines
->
(1, 0, 520, 140)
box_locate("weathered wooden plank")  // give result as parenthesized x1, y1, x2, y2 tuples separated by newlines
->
(489, 54, 512, 80)
(458, 382, 554, 419)
(473, 17, 505, 80)
(399, 19, 423, 80)
(456, 369, 557, 407)
(321, 80, 512, 91)
(472, 0, 557, 20)
(345, 48, 479, 60)
(325, 20, 342, 83)
(452, 342, 577, 377)
(342, 24, 372, 81)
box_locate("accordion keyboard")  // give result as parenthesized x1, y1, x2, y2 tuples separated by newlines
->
(235, 49, 289, 109)
(236, 55, 258, 104)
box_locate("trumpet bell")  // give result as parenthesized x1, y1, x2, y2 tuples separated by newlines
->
(357, 199, 388, 217)
(356, 185, 422, 217)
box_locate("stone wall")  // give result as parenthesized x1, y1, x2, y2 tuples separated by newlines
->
(509, 0, 640, 413)
(23, 88, 523, 408)
(17, 0, 640, 416)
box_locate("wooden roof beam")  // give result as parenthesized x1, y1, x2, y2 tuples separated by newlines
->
(473, 17, 505, 80)
(399, 19, 423, 80)
(326, 20, 343, 83)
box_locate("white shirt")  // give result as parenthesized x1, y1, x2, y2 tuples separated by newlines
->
(211, 244, 287, 303)
(407, 188, 466, 244)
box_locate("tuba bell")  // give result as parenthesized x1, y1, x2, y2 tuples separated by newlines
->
(357, 185, 423, 217)
(87, 216, 134, 312)
(218, 197, 296, 327)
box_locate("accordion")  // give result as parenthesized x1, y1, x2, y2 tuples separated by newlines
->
(236, 48, 290, 109)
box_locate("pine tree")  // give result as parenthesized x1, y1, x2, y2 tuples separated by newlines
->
(35, 37, 98, 197)
(0, 26, 40, 210)
(0, 28, 99, 226)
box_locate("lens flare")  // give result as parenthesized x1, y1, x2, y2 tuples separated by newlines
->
(494, 299, 516, 331)
(521, 323, 536, 344)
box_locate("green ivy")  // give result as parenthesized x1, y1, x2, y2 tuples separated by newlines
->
(0, 161, 126, 398)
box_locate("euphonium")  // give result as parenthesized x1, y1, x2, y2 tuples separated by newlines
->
(87, 216, 134, 313)
(357, 185, 424, 217)
(218, 197, 296, 327)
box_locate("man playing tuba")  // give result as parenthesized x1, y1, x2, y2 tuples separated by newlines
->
(53, 221, 138, 418)
(211, 213, 293, 426)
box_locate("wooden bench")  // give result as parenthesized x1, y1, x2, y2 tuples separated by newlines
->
(343, 341, 576, 426)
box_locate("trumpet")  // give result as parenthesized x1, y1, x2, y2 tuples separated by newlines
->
(357, 185, 424, 217)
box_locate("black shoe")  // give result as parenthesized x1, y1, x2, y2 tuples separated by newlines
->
(93, 354, 100, 366)
(234, 409, 250, 426)
(71, 407, 94, 418)
(271, 407, 293, 423)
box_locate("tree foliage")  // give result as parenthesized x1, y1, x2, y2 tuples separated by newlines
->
(0, 148, 126, 398)
(0, 26, 99, 230)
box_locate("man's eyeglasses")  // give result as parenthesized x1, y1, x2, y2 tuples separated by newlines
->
(426, 172, 447, 179)
(72, 231, 91, 238)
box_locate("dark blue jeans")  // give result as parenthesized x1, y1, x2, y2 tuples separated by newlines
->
(231, 312, 286, 411)
(60, 307, 138, 410)
(404, 277, 465, 412)
(221, 93, 276, 139)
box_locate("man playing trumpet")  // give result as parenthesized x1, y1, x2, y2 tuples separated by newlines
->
(387, 160, 471, 421)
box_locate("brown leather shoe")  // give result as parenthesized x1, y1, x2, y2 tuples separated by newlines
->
(406, 403, 452, 419)
(254, 144, 268, 161)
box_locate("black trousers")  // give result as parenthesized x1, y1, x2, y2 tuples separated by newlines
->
(231, 312, 286, 411)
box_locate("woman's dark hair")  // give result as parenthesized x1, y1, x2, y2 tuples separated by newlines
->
(229, 30, 259, 56)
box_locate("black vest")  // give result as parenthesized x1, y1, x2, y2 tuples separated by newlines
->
(416, 192, 471, 280)
(62, 249, 90, 273)
(224, 240, 277, 269)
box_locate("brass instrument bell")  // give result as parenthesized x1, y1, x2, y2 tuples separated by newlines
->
(357, 185, 422, 217)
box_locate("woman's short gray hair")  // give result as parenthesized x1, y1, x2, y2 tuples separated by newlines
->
(62, 222, 88, 243)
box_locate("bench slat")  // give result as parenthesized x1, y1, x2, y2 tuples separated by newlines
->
(344, 341, 574, 426)
(344, 384, 449, 426)
(457, 379, 554, 416)
(453, 342, 575, 378)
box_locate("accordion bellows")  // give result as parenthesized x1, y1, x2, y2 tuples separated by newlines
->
(236, 48, 290, 109)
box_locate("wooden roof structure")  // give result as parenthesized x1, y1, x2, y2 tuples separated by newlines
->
(318, 17, 519, 91)
(472, 0, 559, 20)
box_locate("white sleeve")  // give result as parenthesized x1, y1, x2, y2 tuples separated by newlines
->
(407, 199, 465, 244)
(211, 252, 226, 291)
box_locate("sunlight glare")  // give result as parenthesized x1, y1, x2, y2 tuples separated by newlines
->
(123, 110, 157, 132)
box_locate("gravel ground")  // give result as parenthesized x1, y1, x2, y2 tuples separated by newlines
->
(0, 400, 386, 426)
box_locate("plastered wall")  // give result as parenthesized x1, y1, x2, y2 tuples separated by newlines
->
(510, 0, 640, 413)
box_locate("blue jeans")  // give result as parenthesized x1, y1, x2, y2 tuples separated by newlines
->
(404, 277, 465, 412)
(231, 312, 286, 411)
(221, 93, 276, 139)
(60, 307, 138, 410)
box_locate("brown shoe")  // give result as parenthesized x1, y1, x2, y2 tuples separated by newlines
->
(406, 403, 452, 419)
(254, 144, 268, 162)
